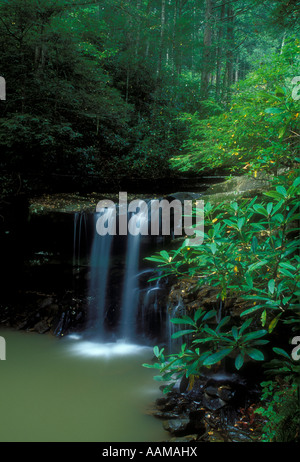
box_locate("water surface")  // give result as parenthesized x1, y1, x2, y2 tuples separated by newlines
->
(0, 329, 168, 442)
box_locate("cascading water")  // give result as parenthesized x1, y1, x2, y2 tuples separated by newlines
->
(119, 200, 150, 341)
(72, 198, 173, 348)
(119, 232, 142, 340)
(138, 274, 165, 343)
(166, 294, 186, 351)
(87, 208, 115, 338)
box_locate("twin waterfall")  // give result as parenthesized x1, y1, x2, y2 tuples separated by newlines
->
(73, 201, 174, 346)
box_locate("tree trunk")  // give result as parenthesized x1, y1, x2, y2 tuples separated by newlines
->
(171, 0, 178, 78)
(201, 0, 213, 99)
(224, 4, 234, 99)
(135, 0, 141, 58)
(216, 2, 225, 98)
(157, 0, 166, 81)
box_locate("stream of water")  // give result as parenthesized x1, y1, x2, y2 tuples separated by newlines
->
(0, 329, 168, 442)
(0, 199, 181, 442)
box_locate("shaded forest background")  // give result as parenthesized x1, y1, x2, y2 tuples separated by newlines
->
(0, 0, 299, 195)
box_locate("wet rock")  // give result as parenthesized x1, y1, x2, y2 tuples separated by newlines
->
(217, 385, 235, 402)
(226, 427, 255, 442)
(156, 396, 178, 412)
(163, 418, 190, 435)
(202, 173, 271, 205)
(207, 431, 226, 443)
(146, 409, 180, 419)
(168, 434, 198, 442)
(205, 385, 219, 397)
(48, 303, 59, 313)
(33, 319, 50, 334)
(156, 397, 169, 407)
(16, 319, 30, 330)
(167, 192, 202, 203)
(203, 394, 227, 411)
(39, 297, 54, 309)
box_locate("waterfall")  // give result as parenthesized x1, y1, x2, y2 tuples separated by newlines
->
(139, 275, 164, 343)
(87, 209, 115, 338)
(72, 198, 171, 345)
(119, 232, 141, 340)
(167, 294, 186, 351)
(119, 201, 149, 341)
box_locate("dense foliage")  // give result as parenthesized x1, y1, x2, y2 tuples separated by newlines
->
(173, 39, 300, 175)
(1, 0, 296, 194)
(0, 0, 299, 443)
(143, 33, 299, 444)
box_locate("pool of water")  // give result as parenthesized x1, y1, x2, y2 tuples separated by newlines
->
(0, 329, 168, 442)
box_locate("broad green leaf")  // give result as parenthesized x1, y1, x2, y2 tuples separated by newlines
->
(194, 309, 204, 323)
(192, 337, 215, 344)
(245, 273, 254, 289)
(203, 348, 233, 366)
(145, 256, 168, 263)
(186, 360, 201, 378)
(252, 339, 269, 345)
(248, 260, 268, 272)
(282, 296, 292, 305)
(142, 363, 157, 369)
(261, 309, 267, 327)
(216, 316, 231, 332)
(268, 279, 275, 294)
(276, 185, 287, 198)
(210, 242, 217, 254)
(246, 348, 264, 361)
(253, 204, 268, 217)
(278, 126, 286, 139)
(292, 177, 300, 189)
(171, 317, 195, 326)
(160, 250, 170, 261)
(263, 191, 286, 201)
(279, 262, 296, 271)
(153, 346, 160, 358)
(237, 218, 245, 230)
(267, 203, 273, 215)
(235, 354, 244, 370)
(232, 326, 238, 341)
(203, 325, 218, 336)
(268, 314, 281, 333)
(202, 309, 217, 321)
(242, 329, 268, 341)
(279, 267, 295, 278)
(224, 219, 238, 229)
(239, 317, 253, 334)
(171, 329, 195, 339)
(272, 347, 291, 360)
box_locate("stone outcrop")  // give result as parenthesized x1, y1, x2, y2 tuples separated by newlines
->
(201, 173, 271, 204)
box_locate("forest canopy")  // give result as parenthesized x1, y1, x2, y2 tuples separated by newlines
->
(0, 0, 299, 194)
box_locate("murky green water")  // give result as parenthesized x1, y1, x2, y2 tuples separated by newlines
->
(0, 329, 168, 442)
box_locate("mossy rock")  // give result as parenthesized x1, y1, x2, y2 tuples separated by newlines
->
(202, 173, 271, 205)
